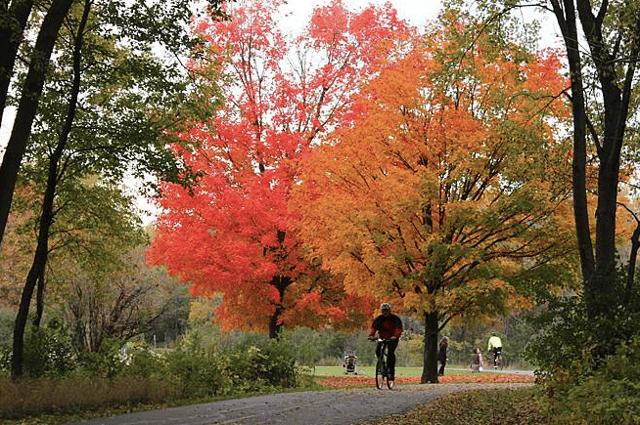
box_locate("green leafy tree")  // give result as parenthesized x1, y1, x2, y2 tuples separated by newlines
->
(0, 0, 226, 247)
(6, 0, 227, 379)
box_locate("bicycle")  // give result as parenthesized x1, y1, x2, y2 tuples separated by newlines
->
(370, 337, 395, 389)
(493, 352, 505, 370)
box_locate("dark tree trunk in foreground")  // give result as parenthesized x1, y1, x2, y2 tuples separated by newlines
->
(0, 0, 73, 249)
(421, 310, 439, 384)
(549, 0, 640, 319)
(0, 0, 34, 125)
(10, 0, 86, 378)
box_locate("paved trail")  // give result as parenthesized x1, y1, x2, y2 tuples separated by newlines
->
(70, 382, 533, 425)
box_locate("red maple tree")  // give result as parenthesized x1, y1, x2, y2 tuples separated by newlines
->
(147, 0, 413, 337)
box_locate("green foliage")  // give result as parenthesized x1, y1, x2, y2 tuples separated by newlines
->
(283, 327, 323, 369)
(75, 338, 127, 379)
(354, 331, 377, 366)
(0, 309, 14, 375)
(537, 342, 640, 424)
(524, 297, 640, 375)
(22, 320, 75, 378)
(224, 334, 297, 390)
(524, 267, 640, 424)
(162, 346, 231, 398)
(0, 309, 13, 350)
(124, 345, 165, 380)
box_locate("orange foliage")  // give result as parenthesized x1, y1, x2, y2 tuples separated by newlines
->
(293, 10, 579, 327)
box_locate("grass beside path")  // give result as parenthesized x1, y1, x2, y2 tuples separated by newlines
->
(357, 386, 545, 425)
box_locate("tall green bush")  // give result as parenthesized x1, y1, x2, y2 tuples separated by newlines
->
(23, 320, 75, 378)
(74, 338, 127, 378)
(163, 347, 231, 398)
(524, 268, 640, 424)
(537, 341, 640, 424)
(224, 334, 297, 390)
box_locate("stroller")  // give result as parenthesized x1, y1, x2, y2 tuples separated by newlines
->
(343, 351, 358, 375)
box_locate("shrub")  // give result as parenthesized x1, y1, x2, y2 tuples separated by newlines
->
(163, 347, 231, 398)
(224, 334, 297, 391)
(124, 344, 166, 380)
(525, 267, 640, 424)
(23, 320, 75, 378)
(537, 341, 640, 424)
(74, 338, 128, 378)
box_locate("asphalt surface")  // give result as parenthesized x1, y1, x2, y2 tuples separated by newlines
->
(69, 380, 533, 425)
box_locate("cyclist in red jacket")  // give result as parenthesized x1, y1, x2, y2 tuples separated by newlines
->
(368, 302, 403, 381)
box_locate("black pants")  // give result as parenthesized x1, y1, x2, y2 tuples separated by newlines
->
(438, 359, 446, 375)
(376, 339, 399, 378)
(492, 347, 502, 364)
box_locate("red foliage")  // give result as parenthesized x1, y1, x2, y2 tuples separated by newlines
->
(147, 0, 413, 336)
(319, 373, 534, 387)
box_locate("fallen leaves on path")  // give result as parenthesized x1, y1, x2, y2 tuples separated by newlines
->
(319, 373, 533, 387)
(356, 386, 545, 425)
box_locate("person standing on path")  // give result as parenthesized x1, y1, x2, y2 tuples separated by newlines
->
(438, 336, 449, 376)
(368, 302, 403, 381)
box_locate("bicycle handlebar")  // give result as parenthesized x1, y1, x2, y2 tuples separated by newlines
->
(368, 337, 397, 342)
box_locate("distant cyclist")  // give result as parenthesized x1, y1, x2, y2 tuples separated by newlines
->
(368, 302, 403, 382)
(487, 332, 503, 368)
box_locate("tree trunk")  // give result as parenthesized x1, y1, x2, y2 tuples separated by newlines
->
(11, 149, 61, 378)
(33, 271, 45, 327)
(420, 310, 439, 384)
(0, 0, 73, 248)
(0, 0, 34, 125)
(550, 0, 594, 285)
(590, 151, 620, 315)
(11, 0, 88, 376)
(11, 220, 50, 378)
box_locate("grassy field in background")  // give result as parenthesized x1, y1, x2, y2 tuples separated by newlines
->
(312, 365, 481, 377)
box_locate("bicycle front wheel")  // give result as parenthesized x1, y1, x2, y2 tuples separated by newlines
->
(375, 355, 386, 389)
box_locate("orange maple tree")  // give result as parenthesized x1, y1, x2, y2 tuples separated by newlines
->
(147, 0, 413, 337)
(293, 10, 579, 382)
